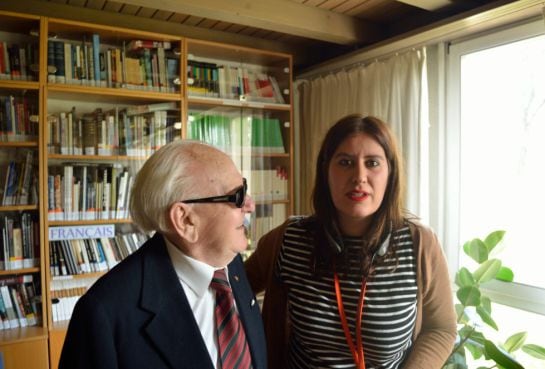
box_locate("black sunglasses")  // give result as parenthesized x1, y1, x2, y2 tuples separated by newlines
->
(181, 178, 247, 208)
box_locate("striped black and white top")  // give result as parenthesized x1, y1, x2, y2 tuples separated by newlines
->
(276, 220, 417, 369)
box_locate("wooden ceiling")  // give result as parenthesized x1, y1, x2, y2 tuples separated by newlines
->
(1, 0, 515, 71)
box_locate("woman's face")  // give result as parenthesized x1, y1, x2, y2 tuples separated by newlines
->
(327, 133, 389, 236)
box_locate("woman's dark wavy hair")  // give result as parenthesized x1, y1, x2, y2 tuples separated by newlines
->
(307, 114, 406, 275)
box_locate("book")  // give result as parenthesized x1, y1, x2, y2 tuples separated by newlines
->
(269, 75, 285, 104)
(0, 291, 9, 329)
(92, 34, 101, 83)
(0, 285, 19, 328)
(8, 285, 27, 327)
(127, 39, 171, 50)
(125, 101, 178, 116)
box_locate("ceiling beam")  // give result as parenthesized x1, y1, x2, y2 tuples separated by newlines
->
(0, 0, 323, 68)
(397, 0, 453, 11)
(118, 0, 382, 45)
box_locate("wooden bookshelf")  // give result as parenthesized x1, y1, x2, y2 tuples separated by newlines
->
(0, 10, 48, 369)
(1, 9, 293, 369)
(186, 38, 293, 246)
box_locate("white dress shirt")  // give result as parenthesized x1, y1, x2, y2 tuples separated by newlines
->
(164, 236, 230, 369)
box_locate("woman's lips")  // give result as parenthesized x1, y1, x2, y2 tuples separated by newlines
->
(347, 191, 369, 201)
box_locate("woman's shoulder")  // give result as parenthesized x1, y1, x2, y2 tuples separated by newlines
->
(404, 217, 437, 237)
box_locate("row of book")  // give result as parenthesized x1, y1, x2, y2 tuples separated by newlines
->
(51, 276, 93, 322)
(49, 232, 148, 277)
(252, 203, 287, 239)
(187, 59, 285, 104)
(0, 274, 41, 330)
(247, 168, 289, 202)
(1, 212, 39, 271)
(0, 95, 39, 142)
(47, 102, 180, 157)
(47, 36, 180, 92)
(187, 113, 286, 154)
(1, 149, 38, 206)
(47, 164, 134, 221)
(0, 41, 39, 81)
(246, 203, 287, 252)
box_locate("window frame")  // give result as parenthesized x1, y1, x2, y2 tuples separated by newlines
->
(444, 18, 545, 316)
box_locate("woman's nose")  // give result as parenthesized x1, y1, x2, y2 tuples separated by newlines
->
(352, 162, 367, 184)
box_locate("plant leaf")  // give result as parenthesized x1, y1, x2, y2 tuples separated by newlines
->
(443, 364, 467, 369)
(457, 286, 481, 306)
(476, 306, 498, 330)
(522, 344, 545, 359)
(465, 330, 486, 346)
(455, 304, 469, 323)
(496, 266, 514, 282)
(480, 296, 492, 314)
(484, 230, 505, 252)
(465, 340, 484, 359)
(473, 259, 502, 284)
(483, 339, 524, 369)
(456, 267, 475, 287)
(463, 238, 489, 263)
(503, 332, 527, 353)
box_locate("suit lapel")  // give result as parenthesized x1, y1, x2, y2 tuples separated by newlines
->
(139, 234, 215, 369)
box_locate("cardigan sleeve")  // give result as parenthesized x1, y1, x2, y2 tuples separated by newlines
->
(403, 224, 457, 369)
(244, 221, 290, 369)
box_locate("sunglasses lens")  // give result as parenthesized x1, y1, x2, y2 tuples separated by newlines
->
(236, 180, 247, 208)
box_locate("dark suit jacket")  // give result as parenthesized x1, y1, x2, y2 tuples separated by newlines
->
(59, 233, 267, 369)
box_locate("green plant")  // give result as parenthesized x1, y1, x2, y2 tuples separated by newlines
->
(443, 230, 545, 369)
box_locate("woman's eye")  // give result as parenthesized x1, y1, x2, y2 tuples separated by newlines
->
(338, 158, 352, 166)
(366, 160, 379, 168)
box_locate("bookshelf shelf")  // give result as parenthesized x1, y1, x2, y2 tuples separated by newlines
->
(0, 267, 40, 276)
(48, 219, 132, 226)
(0, 141, 38, 148)
(0, 80, 40, 90)
(0, 205, 38, 212)
(47, 154, 150, 162)
(251, 152, 290, 158)
(255, 199, 290, 205)
(188, 96, 290, 111)
(47, 84, 182, 102)
(51, 271, 105, 281)
(50, 320, 69, 331)
(0, 326, 48, 344)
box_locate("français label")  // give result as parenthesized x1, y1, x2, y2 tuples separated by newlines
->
(49, 225, 115, 241)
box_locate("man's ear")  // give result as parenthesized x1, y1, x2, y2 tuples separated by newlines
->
(168, 202, 199, 243)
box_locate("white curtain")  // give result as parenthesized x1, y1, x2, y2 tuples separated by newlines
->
(295, 48, 427, 217)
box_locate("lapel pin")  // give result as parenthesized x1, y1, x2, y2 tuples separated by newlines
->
(234, 275, 239, 282)
(251, 299, 256, 306)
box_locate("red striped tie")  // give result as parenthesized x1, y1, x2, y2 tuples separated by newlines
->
(210, 269, 253, 369)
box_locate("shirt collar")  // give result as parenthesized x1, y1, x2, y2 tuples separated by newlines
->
(163, 235, 228, 297)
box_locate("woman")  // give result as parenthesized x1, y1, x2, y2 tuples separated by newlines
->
(245, 114, 456, 369)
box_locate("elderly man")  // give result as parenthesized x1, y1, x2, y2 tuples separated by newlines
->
(59, 140, 266, 369)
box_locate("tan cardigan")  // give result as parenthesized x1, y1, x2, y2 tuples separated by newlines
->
(245, 219, 457, 369)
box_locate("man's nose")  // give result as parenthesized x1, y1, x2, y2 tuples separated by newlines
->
(243, 194, 256, 213)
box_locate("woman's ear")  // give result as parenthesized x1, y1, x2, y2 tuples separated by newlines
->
(168, 202, 199, 243)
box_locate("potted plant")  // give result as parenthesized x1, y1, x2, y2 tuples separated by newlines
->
(443, 230, 545, 368)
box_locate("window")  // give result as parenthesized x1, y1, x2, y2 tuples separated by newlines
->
(445, 18, 545, 352)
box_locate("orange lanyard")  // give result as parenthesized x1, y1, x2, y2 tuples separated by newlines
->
(334, 268, 367, 369)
